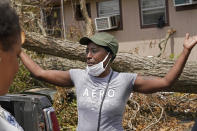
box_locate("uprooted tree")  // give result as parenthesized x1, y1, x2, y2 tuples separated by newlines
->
(13, 0, 197, 94)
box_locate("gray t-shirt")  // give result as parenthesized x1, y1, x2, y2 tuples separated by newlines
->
(69, 69, 137, 131)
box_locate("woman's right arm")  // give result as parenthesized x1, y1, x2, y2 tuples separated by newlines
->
(19, 50, 73, 87)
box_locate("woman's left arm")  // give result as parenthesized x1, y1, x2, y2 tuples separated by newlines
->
(134, 33, 197, 94)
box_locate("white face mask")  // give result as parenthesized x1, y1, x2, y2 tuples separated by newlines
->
(86, 53, 111, 76)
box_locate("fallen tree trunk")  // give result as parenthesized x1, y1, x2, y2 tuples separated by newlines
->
(23, 32, 197, 93)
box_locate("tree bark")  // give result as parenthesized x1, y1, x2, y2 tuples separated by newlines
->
(79, 0, 94, 37)
(22, 32, 197, 93)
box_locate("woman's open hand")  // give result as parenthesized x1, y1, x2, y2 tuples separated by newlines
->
(184, 33, 197, 52)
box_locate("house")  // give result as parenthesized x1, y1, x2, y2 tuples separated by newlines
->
(46, 0, 197, 61)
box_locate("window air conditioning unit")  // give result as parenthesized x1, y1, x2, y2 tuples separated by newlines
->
(174, 0, 197, 7)
(95, 15, 120, 31)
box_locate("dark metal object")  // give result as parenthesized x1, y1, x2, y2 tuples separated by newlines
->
(0, 93, 52, 131)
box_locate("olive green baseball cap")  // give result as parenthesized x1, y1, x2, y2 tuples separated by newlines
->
(79, 32, 119, 56)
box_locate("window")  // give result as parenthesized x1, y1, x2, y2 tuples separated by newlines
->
(43, 6, 62, 37)
(75, 3, 91, 21)
(97, 0, 122, 30)
(139, 0, 169, 28)
(174, 0, 191, 5)
(98, 0, 120, 17)
(174, 0, 197, 11)
(174, 0, 197, 6)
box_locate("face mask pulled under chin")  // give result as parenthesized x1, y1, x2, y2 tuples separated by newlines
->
(86, 53, 111, 76)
